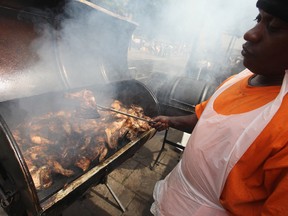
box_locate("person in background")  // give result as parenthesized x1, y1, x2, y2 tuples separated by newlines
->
(150, 0, 288, 215)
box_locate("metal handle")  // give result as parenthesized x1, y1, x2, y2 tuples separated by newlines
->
(0, 186, 13, 207)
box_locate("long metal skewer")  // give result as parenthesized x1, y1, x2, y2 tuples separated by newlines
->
(97, 105, 155, 123)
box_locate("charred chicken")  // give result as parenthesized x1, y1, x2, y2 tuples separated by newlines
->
(12, 89, 152, 190)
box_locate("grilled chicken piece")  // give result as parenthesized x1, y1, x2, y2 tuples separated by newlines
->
(98, 144, 108, 162)
(25, 145, 74, 175)
(126, 131, 138, 141)
(65, 90, 97, 107)
(65, 89, 100, 118)
(130, 105, 144, 115)
(127, 106, 151, 131)
(62, 121, 72, 135)
(30, 135, 54, 145)
(75, 156, 91, 172)
(86, 137, 107, 161)
(55, 110, 73, 119)
(23, 152, 53, 190)
(105, 101, 152, 143)
(105, 119, 127, 149)
(30, 165, 53, 190)
(25, 157, 38, 174)
(12, 129, 31, 148)
(110, 100, 130, 119)
(12, 129, 21, 142)
(104, 128, 117, 149)
(110, 100, 122, 110)
(13, 93, 152, 191)
(78, 119, 101, 132)
(48, 160, 74, 177)
(24, 145, 48, 161)
(80, 136, 92, 151)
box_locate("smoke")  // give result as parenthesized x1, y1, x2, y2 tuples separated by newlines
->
(134, 0, 258, 43)
(128, 0, 258, 84)
(46, 0, 259, 87)
(0, 0, 259, 101)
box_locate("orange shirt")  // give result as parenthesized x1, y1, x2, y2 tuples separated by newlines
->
(196, 75, 288, 215)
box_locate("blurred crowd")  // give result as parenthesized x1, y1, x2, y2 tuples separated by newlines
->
(130, 35, 192, 57)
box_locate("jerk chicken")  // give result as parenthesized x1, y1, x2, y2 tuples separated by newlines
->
(12, 89, 152, 190)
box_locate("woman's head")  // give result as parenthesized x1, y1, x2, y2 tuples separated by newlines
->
(242, 0, 288, 78)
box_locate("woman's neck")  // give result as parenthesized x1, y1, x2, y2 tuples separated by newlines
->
(249, 74, 284, 87)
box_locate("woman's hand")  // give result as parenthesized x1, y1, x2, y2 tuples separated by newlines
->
(150, 116, 170, 131)
(149, 114, 198, 133)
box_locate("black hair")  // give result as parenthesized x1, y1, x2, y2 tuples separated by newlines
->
(256, 0, 288, 22)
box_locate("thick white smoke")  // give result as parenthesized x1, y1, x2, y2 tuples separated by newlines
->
(128, 0, 258, 83)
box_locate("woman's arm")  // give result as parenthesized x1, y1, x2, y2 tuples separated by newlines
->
(150, 114, 198, 133)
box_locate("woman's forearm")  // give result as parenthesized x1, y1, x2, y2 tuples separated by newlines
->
(167, 114, 198, 133)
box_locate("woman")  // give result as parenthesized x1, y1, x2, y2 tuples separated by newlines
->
(150, 0, 288, 215)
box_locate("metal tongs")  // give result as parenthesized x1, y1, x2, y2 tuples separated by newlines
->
(96, 104, 155, 124)
(78, 104, 155, 124)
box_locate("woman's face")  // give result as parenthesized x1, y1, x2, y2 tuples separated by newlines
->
(242, 9, 288, 78)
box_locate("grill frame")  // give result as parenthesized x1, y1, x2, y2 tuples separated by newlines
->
(0, 79, 159, 216)
(0, 2, 160, 214)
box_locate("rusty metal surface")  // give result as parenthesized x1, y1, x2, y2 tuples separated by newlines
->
(0, 9, 37, 75)
(0, 6, 66, 102)
(0, 0, 137, 102)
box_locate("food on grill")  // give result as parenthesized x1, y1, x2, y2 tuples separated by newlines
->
(30, 165, 52, 190)
(105, 119, 127, 149)
(65, 89, 100, 118)
(12, 89, 152, 190)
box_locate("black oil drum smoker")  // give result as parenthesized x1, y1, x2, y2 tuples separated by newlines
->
(142, 72, 217, 169)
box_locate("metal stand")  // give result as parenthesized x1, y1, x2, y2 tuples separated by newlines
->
(150, 128, 185, 170)
(93, 176, 126, 213)
(104, 181, 126, 212)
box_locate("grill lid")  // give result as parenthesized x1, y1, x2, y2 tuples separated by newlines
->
(142, 72, 217, 116)
(0, 0, 137, 102)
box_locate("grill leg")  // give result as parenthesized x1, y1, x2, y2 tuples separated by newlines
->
(150, 129, 169, 170)
(100, 176, 126, 213)
(104, 181, 126, 213)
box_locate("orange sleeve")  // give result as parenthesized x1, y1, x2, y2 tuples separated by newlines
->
(221, 156, 288, 215)
(194, 74, 236, 118)
(261, 143, 288, 215)
(220, 98, 288, 215)
(261, 168, 288, 216)
(195, 100, 208, 119)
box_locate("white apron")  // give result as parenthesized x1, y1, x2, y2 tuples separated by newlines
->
(151, 69, 288, 216)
